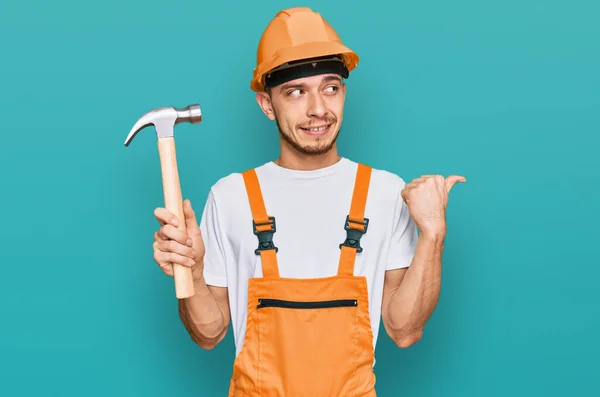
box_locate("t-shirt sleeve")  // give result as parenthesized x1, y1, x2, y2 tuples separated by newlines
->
(386, 182, 419, 270)
(198, 188, 228, 287)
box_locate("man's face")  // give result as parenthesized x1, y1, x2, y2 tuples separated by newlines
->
(256, 73, 347, 156)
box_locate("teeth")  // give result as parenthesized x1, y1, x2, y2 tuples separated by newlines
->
(308, 125, 328, 131)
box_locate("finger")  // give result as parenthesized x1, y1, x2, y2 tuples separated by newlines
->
(157, 227, 167, 241)
(154, 230, 174, 243)
(161, 265, 174, 277)
(420, 175, 440, 188)
(153, 249, 174, 275)
(157, 238, 196, 259)
(158, 261, 175, 276)
(183, 199, 201, 235)
(159, 224, 192, 247)
(154, 249, 195, 267)
(401, 188, 414, 203)
(445, 175, 466, 194)
(154, 207, 179, 227)
(434, 175, 446, 192)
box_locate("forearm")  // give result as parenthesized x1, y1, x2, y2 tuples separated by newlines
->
(178, 276, 227, 349)
(386, 231, 445, 344)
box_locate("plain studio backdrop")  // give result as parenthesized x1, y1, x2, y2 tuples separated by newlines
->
(1, 0, 598, 396)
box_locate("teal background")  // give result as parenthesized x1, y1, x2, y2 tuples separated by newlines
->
(1, 0, 598, 395)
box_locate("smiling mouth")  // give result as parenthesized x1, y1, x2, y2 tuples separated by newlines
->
(300, 124, 332, 135)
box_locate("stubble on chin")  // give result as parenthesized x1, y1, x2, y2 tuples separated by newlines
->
(272, 104, 340, 156)
(275, 118, 339, 156)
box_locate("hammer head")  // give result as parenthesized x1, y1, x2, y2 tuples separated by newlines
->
(124, 104, 202, 146)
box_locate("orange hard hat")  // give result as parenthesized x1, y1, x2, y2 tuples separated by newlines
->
(251, 7, 359, 92)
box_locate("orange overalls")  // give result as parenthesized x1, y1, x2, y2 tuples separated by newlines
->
(228, 163, 377, 397)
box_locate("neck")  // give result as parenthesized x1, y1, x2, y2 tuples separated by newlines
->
(274, 145, 341, 171)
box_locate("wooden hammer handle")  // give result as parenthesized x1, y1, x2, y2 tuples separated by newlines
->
(157, 136, 195, 299)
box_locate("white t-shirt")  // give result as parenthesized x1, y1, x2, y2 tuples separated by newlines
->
(198, 157, 418, 360)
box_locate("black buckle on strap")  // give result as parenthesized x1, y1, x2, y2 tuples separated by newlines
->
(339, 215, 369, 253)
(253, 217, 278, 255)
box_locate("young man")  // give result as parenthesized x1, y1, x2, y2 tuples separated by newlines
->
(152, 7, 465, 396)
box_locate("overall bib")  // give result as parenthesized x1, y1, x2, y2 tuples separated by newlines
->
(228, 163, 377, 397)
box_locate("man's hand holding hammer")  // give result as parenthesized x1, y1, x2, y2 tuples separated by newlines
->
(153, 199, 204, 280)
(153, 199, 231, 349)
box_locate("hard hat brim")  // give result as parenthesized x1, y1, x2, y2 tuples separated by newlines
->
(251, 41, 359, 92)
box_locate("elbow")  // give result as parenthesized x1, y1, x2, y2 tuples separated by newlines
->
(196, 339, 219, 350)
(190, 325, 228, 351)
(384, 316, 425, 348)
(393, 328, 424, 348)
(189, 331, 224, 350)
(178, 303, 228, 350)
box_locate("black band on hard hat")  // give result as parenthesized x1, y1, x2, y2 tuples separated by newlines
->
(264, 55, 349, 89)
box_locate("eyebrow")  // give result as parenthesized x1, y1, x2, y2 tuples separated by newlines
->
(322, 75, 342, 84)
(279, 75, 342, 92)
(280, 82, 305, 91)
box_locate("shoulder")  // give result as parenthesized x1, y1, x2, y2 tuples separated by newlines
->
(346, 158, 409, 196)
(210, 171, 244, 196)
(343, 160, 411, 216)
(369, 165, 409, 191)
(205, 161, 271, 205)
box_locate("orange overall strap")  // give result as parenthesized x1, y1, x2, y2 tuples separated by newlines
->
(242, 169, 280, 278)
(338, 163, 372, 276)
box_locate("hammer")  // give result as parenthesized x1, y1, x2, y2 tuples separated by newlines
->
(124, 104, 202, 299)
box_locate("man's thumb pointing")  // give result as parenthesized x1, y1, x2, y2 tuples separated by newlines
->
(445, 175, 466, 194)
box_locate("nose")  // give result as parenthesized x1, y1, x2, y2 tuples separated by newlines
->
(307, 92, 327, 119)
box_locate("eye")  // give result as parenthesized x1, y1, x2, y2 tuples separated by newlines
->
(324, 85, 339, 94)
(287, 89, 302, 97)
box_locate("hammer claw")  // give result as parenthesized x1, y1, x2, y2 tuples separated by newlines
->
(124, 104, 202, 146)
(124, 119, 150, 146)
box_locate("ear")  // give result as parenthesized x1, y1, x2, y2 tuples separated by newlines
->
(256, 91, 276, 121)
